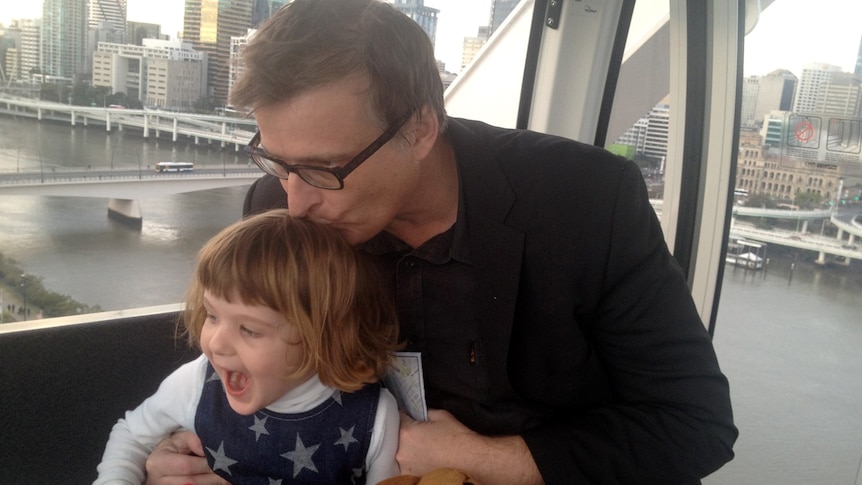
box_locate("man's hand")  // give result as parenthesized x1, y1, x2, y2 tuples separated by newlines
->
(397, 409, 543, 485)
(144, 430, 229, 485)
(397, 409, 475, 476)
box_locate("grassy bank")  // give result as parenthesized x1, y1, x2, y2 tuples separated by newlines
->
(0, 252, 101, 322)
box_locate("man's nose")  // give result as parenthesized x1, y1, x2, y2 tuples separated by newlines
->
(281, 175, 318, 217)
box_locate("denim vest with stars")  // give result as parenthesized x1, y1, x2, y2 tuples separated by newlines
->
(195, 363, 380, 485)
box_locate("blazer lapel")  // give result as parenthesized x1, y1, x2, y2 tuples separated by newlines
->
(449, 119, 524, 394)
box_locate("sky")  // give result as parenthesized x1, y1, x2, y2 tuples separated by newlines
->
(742, 0, 862, 77)
(2, 0, 860, 78)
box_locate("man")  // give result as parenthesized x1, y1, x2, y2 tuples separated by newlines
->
(145, 0, 736, 484)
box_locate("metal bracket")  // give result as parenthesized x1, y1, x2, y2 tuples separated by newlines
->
(546, 0, 563, 29)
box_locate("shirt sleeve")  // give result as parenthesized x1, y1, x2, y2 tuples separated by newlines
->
(364, 387, 401, 485)
(93, 354, 208, 484)
(521, 161, 737, 484)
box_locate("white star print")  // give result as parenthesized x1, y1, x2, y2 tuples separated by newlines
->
(268, 479, 282, 485)
(249, 414, 270, 441)
(281, 434, 320, 478)
(335, 425, 359, 451)
(206, 371, 220, 383)
(205, 441, 237, 476)
(332, 390, 343, 405)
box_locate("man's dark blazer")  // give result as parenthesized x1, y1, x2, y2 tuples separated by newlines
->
(243, 117, 737, 484)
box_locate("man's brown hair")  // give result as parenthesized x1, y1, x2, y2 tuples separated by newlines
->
(230, 0, 447, 132)
(183, 209, 399, 392)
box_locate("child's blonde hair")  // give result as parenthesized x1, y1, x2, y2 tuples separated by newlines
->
(183, 209, 399, 391)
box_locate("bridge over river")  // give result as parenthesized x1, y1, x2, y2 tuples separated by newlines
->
(0, 167, 263, 225)
(652, 200, 862, 264)
(0, 95, 267, 224)
(0, 94, 258, 150)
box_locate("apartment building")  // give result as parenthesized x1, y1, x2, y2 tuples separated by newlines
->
(92, 38, 206, 109)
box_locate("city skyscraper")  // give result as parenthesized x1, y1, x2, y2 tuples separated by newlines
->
(740, 76, 760, 128)
(740, 70, 797, 129)
(461, 26, 489, 71)
(93, 39, 205, 109)
(392, 0, 439, 47)
(794, 63, 862, 116)
(613, 103, 670, 163)
(251, 0, 287, 27)
(126, 21, 162, 46)
(42, 0, 89, 80)
(89, 0, 127, 32)
(19, 20, 41, 82)
(183, 0, 253, 104)
(793, 63, 842, 114)
(252, 0, 271, 27)
(855, 35, 862, 79)
(88, 0, 128, 76)
(488, 0, 518, 37)
(814, 71, 862, 116)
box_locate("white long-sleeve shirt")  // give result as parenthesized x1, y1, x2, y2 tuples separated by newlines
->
(94, 354, 400, 484)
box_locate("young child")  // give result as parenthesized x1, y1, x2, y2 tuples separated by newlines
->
(94, 209, 401, 484)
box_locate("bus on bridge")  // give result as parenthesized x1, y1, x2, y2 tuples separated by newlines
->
(154, 161, 194, 173)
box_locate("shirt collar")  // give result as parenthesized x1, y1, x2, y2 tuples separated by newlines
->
(360, 156, 470, 264)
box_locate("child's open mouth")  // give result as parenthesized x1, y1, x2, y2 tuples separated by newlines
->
(225, 370, 250, 396)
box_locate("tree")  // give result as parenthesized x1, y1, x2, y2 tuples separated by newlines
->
(192, 96, 217, 114)
(746, 193, 777, 209)
(794, 191, 823, 210)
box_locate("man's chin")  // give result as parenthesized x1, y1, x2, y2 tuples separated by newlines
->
(330, 225, 372, 246)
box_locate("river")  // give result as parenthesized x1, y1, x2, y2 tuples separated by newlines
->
(1, 115, 861, 484)
(0, 115, 249, 310)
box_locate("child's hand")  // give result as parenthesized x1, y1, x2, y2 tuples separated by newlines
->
(145, 430, 228, 485)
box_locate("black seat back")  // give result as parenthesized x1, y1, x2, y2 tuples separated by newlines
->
(0, 311, 199, 484)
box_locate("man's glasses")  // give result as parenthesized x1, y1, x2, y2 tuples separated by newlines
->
(243, 112, 413, 190)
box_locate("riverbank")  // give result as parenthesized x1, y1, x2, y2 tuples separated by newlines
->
(0, 251, 101, 323)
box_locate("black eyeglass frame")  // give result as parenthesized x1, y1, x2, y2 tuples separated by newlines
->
(243, 111, 414, 190)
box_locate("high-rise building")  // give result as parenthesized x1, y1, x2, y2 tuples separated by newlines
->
(183, 0, 253, 104)
(461, 25, 489, 71)
(88, 1, 128, 76)
(814, 72, 862, 116)
(740, 76, 760, 129)
(614, 103, 670, 162)
(229, 29, 254, 98)
(639, 104, 670, 162)
(756, 69, 796, 121)
(93, 38, 206, 109)
(855, 35, 862, 79)
(488, 0, 518, 37)
(759, 110, 787, 148)
(793, 63, 843, 114)
(739, 69, 797, 129)
(126, 21, 163, 46)
(392, 0, 439, 47)
(1, 22, 22, 82)
(252, 0, 288, 27)
(42, 0, 90, 80)
(18, 19, 41, 82)
(89, 0, 126, 33)
(252, 0, 270, 27)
